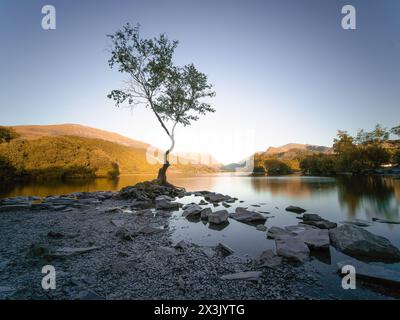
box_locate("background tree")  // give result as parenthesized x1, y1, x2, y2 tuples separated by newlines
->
(107, 24, 215, 185)
(0, 126, 19, 144)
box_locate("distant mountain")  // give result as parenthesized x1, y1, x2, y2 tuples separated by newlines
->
(12, 124, 149, 149)
(265, 143, 332, 156)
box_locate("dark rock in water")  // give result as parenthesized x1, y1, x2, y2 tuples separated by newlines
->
(296, 229, 330, 250)
(204, 193, 232, 203)
(255, 250, 282, 268)
(266, 227, 290, 239)
(216, 243, 234, 256)
(372, 217, 400, 225)
(285, 206, 306, 214)
(155, 199, 182, 210)
(222, 202, 231, 208)
(30, 203, 51, 211)
(200, 208, 212, 220)
(131, 199, 153, 209)
(208, 210, 229, 224)
(221, 271, 262, 281)
(329, 224, 400, 262)
(198, 199, 208, 205)
(337, 260, 400, 288)
(276, 237, 310, 263)
(230, 207, 267, 223)
(341, 219, 372, 227)
(256, 224, 267, 232)
(300, 214, 337, 230)
(182, 204, 203, 218)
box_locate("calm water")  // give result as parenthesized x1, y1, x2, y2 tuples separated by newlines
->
(1, 173, 400, 298)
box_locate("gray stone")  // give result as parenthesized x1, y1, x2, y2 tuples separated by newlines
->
(230, 207, 267, 223)
(266, 226, 290, 239)
(296, 229, 330, 250)
(174, 240, 188, 250)
(302, 213, 322, 221)
(329, 224, 400, 262)
(256, 224, 267, 232)
(221, 271, 262, 281)
(158, 246, 176, 256)
(201, 247, 216, 258)
(275, 237, 310, 262)
(182, 204, 203, 218)
(208, 210, 229, 224)
(341, 219, 372, 227)
(205, 193, 232, 203)
(137, 225, 164, 235)
(155, 199, 181, 210)
(50, 246, 100, 258)
(255, 250, 282, 268)
(115, 227, 133, 241)
(200, 208, 212, 220)
(285, 206, 306, 214)
(105, 207, 124, 214)
(216, 243, 234, 256)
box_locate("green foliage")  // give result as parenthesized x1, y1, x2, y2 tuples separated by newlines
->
(0, 126, 19, 143)
(264, 159, 293, 175)
(0, 154, 16, 181)
(301, 124, 395, 176)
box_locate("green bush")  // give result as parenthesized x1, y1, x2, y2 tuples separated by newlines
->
(264, 159, 292, 175)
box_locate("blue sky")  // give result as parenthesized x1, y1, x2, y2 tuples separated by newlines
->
(0, 0, 399, 163)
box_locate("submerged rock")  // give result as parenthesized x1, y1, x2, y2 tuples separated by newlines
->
(337, 260, 400, 288)
(329, 224, 400, 262)
(341, 219, 372, 227)
(267, 227, 290, 239)
(182, 204, 203, 218)
(285, 206, 306, 214)
(208, 210, 229, 224)
(275, 237, 310, 262)
(230, 207, 267, 223)
(296, 229, 330, 250)
(301, 214, 337, 230)
(372, 217, 400, 225)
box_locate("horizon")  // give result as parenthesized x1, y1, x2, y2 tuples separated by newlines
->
(1, 0, 400, 163)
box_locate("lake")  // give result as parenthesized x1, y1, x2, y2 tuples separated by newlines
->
(1, 173, 400, 298)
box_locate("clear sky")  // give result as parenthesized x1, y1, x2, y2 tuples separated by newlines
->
(1, 0, 399, 164)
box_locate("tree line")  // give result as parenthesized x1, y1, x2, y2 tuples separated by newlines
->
(300, 124, 400, 176)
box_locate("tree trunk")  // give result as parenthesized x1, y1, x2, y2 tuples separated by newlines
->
(156, 134, 175, 186)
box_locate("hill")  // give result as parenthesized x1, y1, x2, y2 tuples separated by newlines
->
(254, 143, 331, 173)
(0, 124, 218, 180)
(11, 124, 149, 149)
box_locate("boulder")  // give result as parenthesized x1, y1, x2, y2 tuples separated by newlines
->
(204, 193, 232, 203)
(221, 271, 262, 281)
(329, 224, 400, 262)
(275, 237, 310, 262)
(182, 204, 203, 218)
(285, 205, 306, 214)
(208, 210, 229, 224)
(200, 208, 212, 220)
(155, 199, 181, 210)
(230, 207, 267, 223)
(266, 226, 290, 239)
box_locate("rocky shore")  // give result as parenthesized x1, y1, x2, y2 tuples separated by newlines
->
(0, 181, 400, 300)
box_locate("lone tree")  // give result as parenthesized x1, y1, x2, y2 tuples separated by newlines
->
(107, 24, 215, 186)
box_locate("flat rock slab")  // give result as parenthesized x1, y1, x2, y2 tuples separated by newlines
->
(111, 219, 126, 228)
(337, 260, 400, 288)
(255, 250, 282, 268)
(50, 246, 100, 258)
(182, 204, 203, 218)
(267, 226, 290, 239)
(341, 219, 372, 227)
(285, 206, 306, 214)
(221, 271, 262, 281)
(329, 224, 400, 262)
(296, 229, 330, 249)
(230, 207, 267, 223)
(276, 237, 310, 262)
(372, 218, 400, 225)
